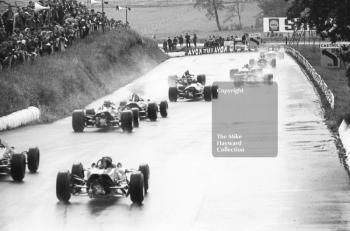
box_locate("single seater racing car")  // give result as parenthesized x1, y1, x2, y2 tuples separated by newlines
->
(56, 157, 149, 204)
(168, 71, 218, 102)
(72, 100, 138, 132)
(0, 139, 40, 182)
(118, 93, 168, 126)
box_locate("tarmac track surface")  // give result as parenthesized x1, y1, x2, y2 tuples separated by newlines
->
(1, 53, 350, 231)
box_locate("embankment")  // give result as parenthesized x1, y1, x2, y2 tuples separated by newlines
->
(0, 29, 167, 122)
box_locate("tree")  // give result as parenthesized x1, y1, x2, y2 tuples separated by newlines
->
(257, 0, 290, 17)
(287, 0, 350, 42)
(194, 0, 225, 31)
(225, 0, 245, 30)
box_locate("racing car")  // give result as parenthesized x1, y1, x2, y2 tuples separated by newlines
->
(249, 52, 277, 69)
(0, 139, 40, 182)
(56, 157, 149, 204)
(230, 65, 273, 84)
(168, 71, 218, 102)
(118, 93, 168, 125)
(72, 100, 137, 132)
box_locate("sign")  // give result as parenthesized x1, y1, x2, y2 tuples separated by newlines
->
(263, 17, 314, 33)
(320, 44, 341, 68)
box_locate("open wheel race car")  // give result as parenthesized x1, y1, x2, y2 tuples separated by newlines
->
(0, 139, 40, 182)
(230, 64, 273, 83)
(249, 51, 277, 69)
(168, 71, 218, 102)
(72, 100, 138, 132)
(119, 93, 168, 126)
(56, 157, 149, 204)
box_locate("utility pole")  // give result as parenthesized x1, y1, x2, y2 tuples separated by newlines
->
(101, 0, 105, 32)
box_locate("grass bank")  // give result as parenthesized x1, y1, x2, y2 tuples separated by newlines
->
(0, 29, 167, 122)
(291, 45, 349, 130)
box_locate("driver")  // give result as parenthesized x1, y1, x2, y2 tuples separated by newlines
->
(102, 100, 115, 110)
(130, 93, 142, 102)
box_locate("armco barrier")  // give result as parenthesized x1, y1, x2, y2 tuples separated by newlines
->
(339, 120, 350, 155)
(0, 106, 40, 131)
(285, 46, 335, 109)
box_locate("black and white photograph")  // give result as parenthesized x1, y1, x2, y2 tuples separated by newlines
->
(1, 0, 350, 230)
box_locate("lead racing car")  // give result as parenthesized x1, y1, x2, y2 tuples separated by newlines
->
(0, 139, 40, 182)
(230, 64, 273, 84)
(118, 93, 168, 126)
(168, 70, 218, 102)
(72, 100, 137, 132)
(249, 51, 277, 69)
(56, 157, 149, 204)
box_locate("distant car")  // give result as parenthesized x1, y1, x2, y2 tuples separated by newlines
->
(72, 100, 137, 132)
(56, 157, 149, 204)
(118, 93, 168, 126)
(230, 65, 273, 84)
(0, 139, 40, 182)
(168, 72, 218, 102)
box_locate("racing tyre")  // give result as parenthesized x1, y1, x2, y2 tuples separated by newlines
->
(138, 164, 150, 194)
(10, 153, 26, 182)
(71, 163, 84, 183)
(230, 69, 239, 79)
(27, 147, 40, 173)
(119, 101, 127, 107)
(72, 110, 85, 132)
(271, 59, 276, 68)
(85, 109, 95, 116)
(168, 87, 178, 102)
(147, 103, 158, 121)
(56, 171, 71, 203)
(212, 85, 218, 99)
(159, 101, 168, 118)
(129, 172, 144, 204)
(197, 75, 206, 85)
(121, 111, 133, 132)
(203, 86, 212, 101)
(131, 108, 140, 128)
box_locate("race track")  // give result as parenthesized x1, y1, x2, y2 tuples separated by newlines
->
(1, 52, 350, 231)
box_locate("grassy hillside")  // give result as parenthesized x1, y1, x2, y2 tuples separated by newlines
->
(291, 45, 349, 129)
(0, 29, 167, 121)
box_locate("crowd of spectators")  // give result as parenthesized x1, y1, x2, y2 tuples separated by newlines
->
(163, 33, 197, 51)
(0, 0, 124, 70)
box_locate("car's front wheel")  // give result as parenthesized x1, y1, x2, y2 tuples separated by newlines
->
(129, 172, 144, 204)
(56, 171, 72, 203)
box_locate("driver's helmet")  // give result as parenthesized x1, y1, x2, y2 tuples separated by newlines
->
(130, 93, 140, 102)
(184, 70, 190, 77)
(101, 156, 113, 168)
(103, 100, 113, 108)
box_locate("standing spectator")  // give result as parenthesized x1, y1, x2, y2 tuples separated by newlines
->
(14, 8, 26, 31)
(167, 37, 172, 51)
(179, 34, 183, 47)
(346, 63, 350, 88)
(185, 33, 190, 48)
(193, 33, 197, 48)
(2, 6, 14, 36)
(163, 40, 168, 52)
(173, 37, 178, 50)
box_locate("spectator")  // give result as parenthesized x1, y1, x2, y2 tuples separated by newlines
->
(173, 36, 178, 50)
(193, 33, 197, 48)
(2, 6, 14, 36)
(163, 40, 167, 52)
(179, 34, 183, 47)
(346, 64, 350, 87)
(167, 37, 172, 51)
(185, 33, 190, 48)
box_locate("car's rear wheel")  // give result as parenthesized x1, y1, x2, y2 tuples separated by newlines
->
(85, 109, 95, 116)
(138, 164, 150, 194)
(212, 85, 218, 99)
(271, 58, 276, 68)
(129, 172, 144, 204)
(10, 153, 26, 182)
(72, 110, 85, 132)
(203, 86, 212, 101)
(159, 101, 168, 118)
(197, 75, 206, 85)
(121, 111, 133, 132)
(147, 103, 158, 121)
(27, 147, 40, 173)
(56, 171, 71, 203)
(168, 87, 178, 102)
(131, 108, 140, 128)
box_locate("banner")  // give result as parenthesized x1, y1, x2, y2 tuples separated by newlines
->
(320, 44, 341, 68)
(263, 17, 314, 33)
